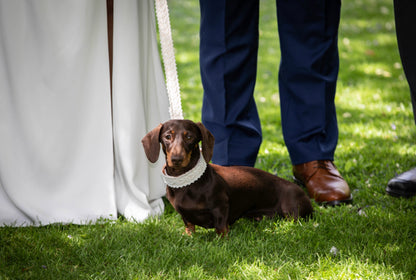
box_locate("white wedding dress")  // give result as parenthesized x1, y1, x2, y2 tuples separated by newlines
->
(0, 0, 170, 226)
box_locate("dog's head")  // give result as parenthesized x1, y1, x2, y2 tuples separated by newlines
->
(142, 120, 215, 170)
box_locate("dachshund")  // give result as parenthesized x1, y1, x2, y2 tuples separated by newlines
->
(142, 119, 313, 236)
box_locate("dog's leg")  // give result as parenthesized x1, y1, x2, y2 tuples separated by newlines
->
(184, 222, 195, 236)
(215, 225, 229, 237)
(212, 206, 229, 237)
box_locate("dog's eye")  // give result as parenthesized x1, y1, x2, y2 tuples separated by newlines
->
(185, 135, 193, 141)
(165, 135, 172, 140)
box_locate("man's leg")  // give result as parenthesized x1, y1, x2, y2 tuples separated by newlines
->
(199, 0, 262, 167)
(277, 0, 340, 164)
(277, 0, 351, 205)
(386, 0, 416, 198)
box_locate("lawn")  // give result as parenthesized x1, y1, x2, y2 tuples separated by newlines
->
(1, 0, 416, 279)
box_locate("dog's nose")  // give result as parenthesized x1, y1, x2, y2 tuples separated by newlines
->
(170, 155, 183, 166)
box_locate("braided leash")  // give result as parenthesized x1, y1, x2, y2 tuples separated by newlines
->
(155, 0, 184, 120)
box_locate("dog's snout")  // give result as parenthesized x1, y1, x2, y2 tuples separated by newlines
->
(170, 154, 184, 166)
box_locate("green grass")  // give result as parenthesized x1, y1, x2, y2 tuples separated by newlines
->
(1, 0, 416, 279)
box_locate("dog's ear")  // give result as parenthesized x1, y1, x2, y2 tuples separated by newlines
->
(141, 123, 163, 163)
(196, 122, 215, 163)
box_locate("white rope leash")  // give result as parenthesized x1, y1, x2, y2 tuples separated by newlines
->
(155, 0, 184, 120)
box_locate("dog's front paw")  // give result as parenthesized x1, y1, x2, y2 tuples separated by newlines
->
(183, 223, 195, 236)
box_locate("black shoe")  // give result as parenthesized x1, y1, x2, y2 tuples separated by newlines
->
(386, 167, 416, 198)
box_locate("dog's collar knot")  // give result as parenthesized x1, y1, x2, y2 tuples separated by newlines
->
(161, 152, 207, 188)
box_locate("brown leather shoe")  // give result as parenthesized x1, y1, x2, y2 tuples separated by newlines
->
(293, 160, 352, 206)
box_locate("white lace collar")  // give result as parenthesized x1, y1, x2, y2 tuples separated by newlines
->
(161, 152, 207, 188)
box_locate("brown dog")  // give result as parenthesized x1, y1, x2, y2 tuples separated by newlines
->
(142, 119, 313, 236)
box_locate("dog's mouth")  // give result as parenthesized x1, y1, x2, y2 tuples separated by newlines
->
(168, 161, 184, 170)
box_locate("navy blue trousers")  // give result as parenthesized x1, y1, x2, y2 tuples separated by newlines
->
(200, 0, 341, 166)
(394, 0, 416, 125)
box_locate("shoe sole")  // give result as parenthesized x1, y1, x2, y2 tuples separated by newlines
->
(320, 195, 353, 207)
(293, 177, 353, 206)
(385, 186, 416, 198)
